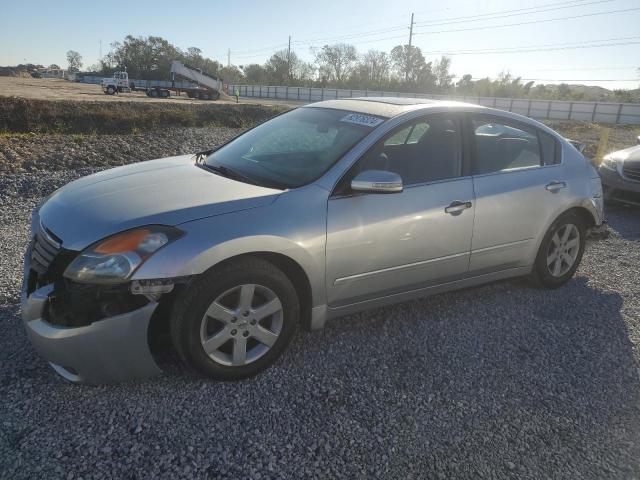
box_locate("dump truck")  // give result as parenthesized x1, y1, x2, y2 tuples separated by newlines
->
(102, 61, 222, 100)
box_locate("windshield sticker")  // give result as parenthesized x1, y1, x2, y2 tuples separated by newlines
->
(340, 113, 384, 128)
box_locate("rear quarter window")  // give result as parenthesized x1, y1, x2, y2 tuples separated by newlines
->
(539, 131, 560, 165)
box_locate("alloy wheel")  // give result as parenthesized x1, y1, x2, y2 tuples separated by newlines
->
(200, 284, 283, 366)
(546, 223, 580, 277)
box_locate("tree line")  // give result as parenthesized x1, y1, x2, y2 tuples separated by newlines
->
(4, 35, 635, 103)
(92, 36, 637, 102)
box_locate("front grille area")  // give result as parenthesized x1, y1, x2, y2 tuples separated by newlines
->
(623, 162, 640, 182)
(30, 224, 62, 275)
(26, 222, 78, 295)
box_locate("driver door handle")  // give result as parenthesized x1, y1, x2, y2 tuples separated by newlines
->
(445, 200, 473, 214)
(545, 181, 566, 192)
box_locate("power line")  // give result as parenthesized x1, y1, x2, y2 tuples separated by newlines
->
(418, 35, 640, 55)
(290, 24, 407, 46)
(411, 0, 582, 19)
(534, 66, 639, 71)
(225, 3, 640, 63)
(414, 6, 640, 36)
(287, 0, 608, 48)
(521, 78, 638, 81)
(413, 0, 612, 27)
(292, 6, 640, 51)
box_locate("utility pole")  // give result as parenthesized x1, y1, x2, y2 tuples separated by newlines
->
(287, 35, 291, 85)
(227, 48, 231, 68)
(405, 12, 414, 82)
(99, 39, 102, 62)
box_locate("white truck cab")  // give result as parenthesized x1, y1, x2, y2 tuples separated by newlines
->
(102, 71, 132, 95)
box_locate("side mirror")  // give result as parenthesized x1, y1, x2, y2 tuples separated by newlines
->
(351, 170, 403, 194)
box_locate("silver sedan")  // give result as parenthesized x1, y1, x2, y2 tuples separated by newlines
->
(21, 98, 604, 383)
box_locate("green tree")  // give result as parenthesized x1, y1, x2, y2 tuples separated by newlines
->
(361, 50, 391, 89)
(218, 65, 244, 84)
(433, 56, 453, 92)
(557, 83, 571, 100)
(109, 35, 182, 79)
(315, 43, 358, 86)
(390, 45, 426, 85)
(243, 63, 270, 84)
(457, 74, 473, 94)
(265, 50, 293, 84)
(184, 47, 220, 77)
(66, 50, 83, 73)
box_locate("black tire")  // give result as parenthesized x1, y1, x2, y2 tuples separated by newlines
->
(106, 86, 115, 95)
(149, 89, 158, 98)
(530, 211, 586, 289)
(170, 257, 299, 380)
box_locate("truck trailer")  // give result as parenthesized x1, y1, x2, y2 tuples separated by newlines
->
(102, 61, 222, 100)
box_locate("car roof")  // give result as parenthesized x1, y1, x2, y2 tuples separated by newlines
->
(305, 96, 564, 140)
(305, 97, 479, 118)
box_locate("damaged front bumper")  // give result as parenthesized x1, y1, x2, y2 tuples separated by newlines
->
(21, 284, 162, 384)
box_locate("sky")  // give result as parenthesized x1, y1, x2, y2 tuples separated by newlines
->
(1, 0, 639, 89)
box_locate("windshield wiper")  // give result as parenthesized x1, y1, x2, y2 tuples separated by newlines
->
(195, 149, 215, 165)
(195, 151, 287, 190)
(202, 163, 263, 187)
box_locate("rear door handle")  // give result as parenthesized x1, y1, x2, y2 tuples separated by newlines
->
(545, 181, 566, 192)
(445, 200, 473, 214)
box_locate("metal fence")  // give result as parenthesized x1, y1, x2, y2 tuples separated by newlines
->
(227, 84, 640, 125)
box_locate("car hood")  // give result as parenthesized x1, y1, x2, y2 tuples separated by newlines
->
(609, 145, 640, 162)
(39, 154, 281, 251)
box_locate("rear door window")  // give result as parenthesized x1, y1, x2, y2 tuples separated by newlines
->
(471, 118, 542, 174)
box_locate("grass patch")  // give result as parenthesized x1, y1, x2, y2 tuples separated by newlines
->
(0, 97, 285, 134)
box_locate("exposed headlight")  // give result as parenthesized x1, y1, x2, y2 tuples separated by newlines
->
(601, 155, 619, 171)
(64, 226, 183, 284)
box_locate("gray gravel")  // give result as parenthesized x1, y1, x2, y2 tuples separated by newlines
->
(1, 130, 640, 479)
(0, 127, 244, 173)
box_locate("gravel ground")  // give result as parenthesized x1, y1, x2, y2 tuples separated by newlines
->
(0, 127, 244, 173)
(1, 131, 640, 479)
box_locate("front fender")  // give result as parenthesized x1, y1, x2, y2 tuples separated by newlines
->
(132, 186, 329, 308)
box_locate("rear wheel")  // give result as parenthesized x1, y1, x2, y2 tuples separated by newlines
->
(531, 211, 586, 288)
(105, 86, 115, 95)
(170, 258, 299, 380)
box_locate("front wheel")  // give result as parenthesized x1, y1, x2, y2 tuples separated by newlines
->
(531, 212, 586, 289)
(170, 258, 299, 380)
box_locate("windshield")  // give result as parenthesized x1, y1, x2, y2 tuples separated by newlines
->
(205, 107, 384, 189)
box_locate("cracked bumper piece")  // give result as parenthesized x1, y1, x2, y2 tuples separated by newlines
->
(21, 284, 162, 384)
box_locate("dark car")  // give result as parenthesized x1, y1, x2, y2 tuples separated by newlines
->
(600, 144, 640, 205)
